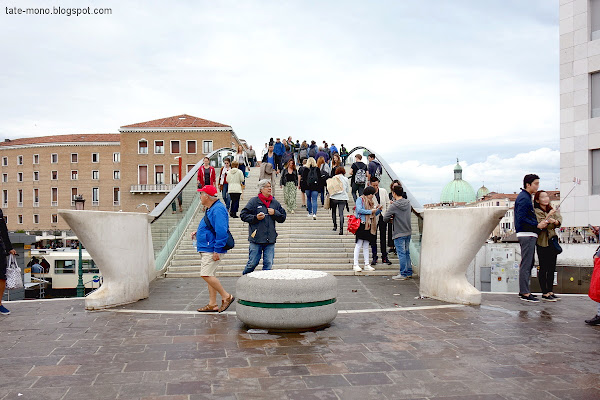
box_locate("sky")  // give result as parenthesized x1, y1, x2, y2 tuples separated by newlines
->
(0, 0, 560, 204)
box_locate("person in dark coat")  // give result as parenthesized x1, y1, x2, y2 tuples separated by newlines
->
(0, 209, 17, 315)
(240, 179, 287, 274)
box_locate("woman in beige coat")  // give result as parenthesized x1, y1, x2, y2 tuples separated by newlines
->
(534, 190, 562, 301)
(227, 161, 245, 218)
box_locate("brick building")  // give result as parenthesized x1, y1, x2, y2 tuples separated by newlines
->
(0, 114, 242, 232)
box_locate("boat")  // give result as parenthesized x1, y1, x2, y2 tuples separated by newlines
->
(30, 248, 102, 290)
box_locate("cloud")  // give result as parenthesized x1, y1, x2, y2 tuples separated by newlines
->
(388, 147, 560, 205)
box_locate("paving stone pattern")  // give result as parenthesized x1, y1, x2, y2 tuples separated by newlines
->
(1, 281, 599, 399)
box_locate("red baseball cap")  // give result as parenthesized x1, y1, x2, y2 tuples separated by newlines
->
(197, 185, 217, 196)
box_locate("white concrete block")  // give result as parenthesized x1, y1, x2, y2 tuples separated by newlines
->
(574, 104, 589, 121)
(574, 73, 589, 90)
(560, 32, 575, 49)
(560, 3, 574, 20)
(561, 107, 575, 123)
(561, 151, 576, 168)
(574, 43, 588, 60)
(589, 116, 600, 133)
(561, 92, 575, 109)
(575, 194, 589, 210)
(573, 0, 587, 15)
(574, 165, 589, 180)
(573, 89, 589, 106)
(574, 134, 589, 151)
(561, 122, 575, 138)
(559, 0, 573, 5)
(561, 77, 575, 94)
(574, 28, 588, 45)
(561, 137, 575, 153)
(561, 166, 576, 182)
(561, 62, 574, 79)
(589, 54, 600, 72)
(589, 41, 600, 58)
(573, 13, 587, 31)
(573, 150, 589, 166)
(589, 210, 600, 225)
(573, 211, 589, 227)
(589, 132, 600, 148)
(561, 46, 575, 64)
(574, 119, 589, 136)
(560, 17, 574, 35)
(590, 195, 600, 211)
(559, 194, 575, 213)
(573, 59, 587, 75)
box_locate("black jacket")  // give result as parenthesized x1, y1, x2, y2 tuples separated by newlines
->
(301, 166, 322, 191)
(240, 196, 287, 244)
(0, 209, 13, 254)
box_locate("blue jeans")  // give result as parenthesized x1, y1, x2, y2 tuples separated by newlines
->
(221, 183, 230, 210)
(243, 243, 275, 274)
(394, 236, 412, 277)
(305, 190, 318, 215)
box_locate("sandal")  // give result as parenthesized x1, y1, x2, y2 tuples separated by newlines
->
(218, 295, 235, 313)
(197, 304, 219, 312)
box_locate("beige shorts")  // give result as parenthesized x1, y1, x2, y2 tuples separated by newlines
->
(199, 252, 220, 276)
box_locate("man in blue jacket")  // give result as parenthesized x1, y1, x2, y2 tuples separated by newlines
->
(192, 185, 235, 313)
(273, 138, 285, 174)
(240, 179, 287, 274)
(514, 174, 547, 302)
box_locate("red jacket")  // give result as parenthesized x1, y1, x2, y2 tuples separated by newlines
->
(197, 166, 216, 188)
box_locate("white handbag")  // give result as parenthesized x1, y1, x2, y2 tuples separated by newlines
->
(6, 254, 23, 290)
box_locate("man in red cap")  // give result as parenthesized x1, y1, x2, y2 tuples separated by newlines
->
(192, 185, 235, 313)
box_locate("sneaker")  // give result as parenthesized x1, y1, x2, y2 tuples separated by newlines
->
(372, 258, 378, 266)
(519, 294, 539, 303)
(363, 265, 375, 271)
(585, 315, 600, 325)
(541, 295, 558, 302)
(550, 294, 561, 300)
(392, 274, 408, 280)
(291, 210, 295, 214)
(307, 214, 312, 218)
(382, 258, 393, 265)
(353, 265, 362, 272)
(313, 215, 316, 220)
(0, 305, 10, 315)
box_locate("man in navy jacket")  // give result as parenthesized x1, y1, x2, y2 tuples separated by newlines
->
(514, 174, 547, 302)
(240, 179, 287, 274)
(273, 138, 285, 174)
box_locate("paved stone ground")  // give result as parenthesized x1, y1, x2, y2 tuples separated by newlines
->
(1, 277, 599, 400)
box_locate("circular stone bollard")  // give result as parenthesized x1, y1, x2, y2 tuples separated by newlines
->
(235, 270, 338, 331)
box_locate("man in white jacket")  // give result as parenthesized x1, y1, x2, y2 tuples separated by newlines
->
(370, 176, 391, 265)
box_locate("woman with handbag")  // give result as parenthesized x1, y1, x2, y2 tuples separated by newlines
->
(280, 159, 299, 214)
(534, 190, 562, 302)
(329, 166, 350, 235)
(235, 145, 249, 184)
(0, 209, 17, 315)
(353, 186, 382, 272)
(227, 161, 245, 218)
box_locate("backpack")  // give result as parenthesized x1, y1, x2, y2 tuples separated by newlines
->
(203, 208, 235, 251)
(354, 164, 367, 184)
(299, 148, 308, 159)
(308, 146, 317, 158)
(374, 162, 382, 180)
(307, 167, 320, 187)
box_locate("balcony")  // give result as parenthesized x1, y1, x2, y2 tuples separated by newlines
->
(17, 202, 23, 208)
(51, 201, 58, 207)
(130, 184, 176, 193)
(33, 202, 39, 207)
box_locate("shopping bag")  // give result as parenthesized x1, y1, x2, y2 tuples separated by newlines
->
(589, 256, 600, 303)
(6, 254, 23, 290)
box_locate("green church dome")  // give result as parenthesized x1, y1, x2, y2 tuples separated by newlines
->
(476, 185, 490, 199)
(440, 159, 476, 204)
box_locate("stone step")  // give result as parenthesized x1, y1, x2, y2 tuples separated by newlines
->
(165, 270, 395, 278)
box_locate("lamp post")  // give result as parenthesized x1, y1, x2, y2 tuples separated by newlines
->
(74, 195, 85, 297)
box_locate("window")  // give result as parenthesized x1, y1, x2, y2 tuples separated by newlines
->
(51, 214, 58, 224)
(113, 170, 120, 180)
(17, 155, 23, 165)
(187, 164, 195, 173)
(92, 187, 99, 206)
(71, 153, 78, 163)
(51, 170, 58, 180)
(33, 171, 39, 181)
(113, 187, 120, 206)
(82, 259, 99, 273)
(33, 189, 39, 207)
(138, 140, 148, 154)
(51, 187, 58, 206)
(171, 165, 179, 184)
(71, 188, 78, 205)
(17, 172, 22, 182)
(202, 140, 213, 154)
(17, 189, 23, 207)
(2, 190, 7, 207)
(113, 152, 120, 163)
(17, 215, 23, 224)
(92, 170, 99, 180)
(33, 214, 39, 224)
(155, 165, 164, 185)
(187, 140, 196, 154)
(593, 0, 600, 40)
(154, 140, 164, 154)
(1, 174, 6, 183)
(71, 170, 78, 180)
(593, 149, 600, 195)
(92, 153, 99, 163)
(55, 259, 76, 274)
(171, 140, 180, 154)
(593, 73, 600, 118)
(33, 154, 39, 164)
(138, 165, 148, 185)
(51, 153, 58, 163)
(1, 157, 7, 166)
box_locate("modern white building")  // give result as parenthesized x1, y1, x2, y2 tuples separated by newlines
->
(559, 0, 600, 227)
